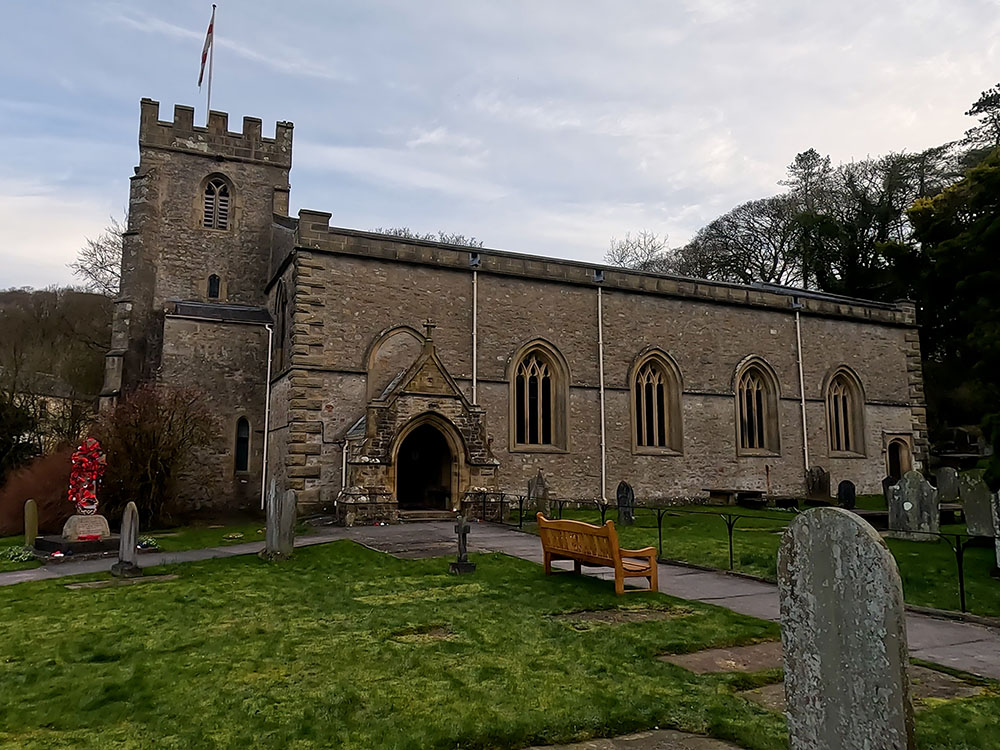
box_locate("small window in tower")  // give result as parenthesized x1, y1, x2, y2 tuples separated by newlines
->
(208, 274, 221, 299)
(203, 178, 230, 230)
(235, 417, 250, 473)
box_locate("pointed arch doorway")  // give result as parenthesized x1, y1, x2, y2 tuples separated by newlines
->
(396, 423, 454, 510)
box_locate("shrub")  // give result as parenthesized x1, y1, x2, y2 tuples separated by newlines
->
(0, 447, 74, 535)
(94, 386, 217, 527)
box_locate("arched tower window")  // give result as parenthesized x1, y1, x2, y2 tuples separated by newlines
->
(631, 351, 683, 453)
(274, 282, 288, 370)
(826, 369, 865, 455)
(208, 274, 221, 299)
(509, 342, 568, 450)
(203, 177, 231, 230)
(235, 417, 250, 473)
(735, 361, 780, 454)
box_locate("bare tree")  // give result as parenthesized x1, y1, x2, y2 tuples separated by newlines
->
(70, 216, 125, 297)
(371, 226, 485, 248)
(604, 230, 675, 273)
(674, 196, 803, 286)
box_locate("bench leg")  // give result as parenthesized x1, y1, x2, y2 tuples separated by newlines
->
(615, 573, 625, 596)
(543, 551, 552, 576)
(649, 559, 659, 593)
(573, 560, 582, 575)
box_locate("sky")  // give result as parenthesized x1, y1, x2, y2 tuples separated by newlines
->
(1, 0, 998, 290)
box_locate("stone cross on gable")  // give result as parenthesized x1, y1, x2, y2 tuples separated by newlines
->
(423, 319, 437, 340)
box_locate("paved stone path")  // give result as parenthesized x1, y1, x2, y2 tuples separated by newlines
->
(527, 729, 739, 749)
(4, 521, 1000, 681)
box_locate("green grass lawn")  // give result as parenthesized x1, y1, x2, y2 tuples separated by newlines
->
(532, 504, 1000, 619)
(0, 541, 996, 748)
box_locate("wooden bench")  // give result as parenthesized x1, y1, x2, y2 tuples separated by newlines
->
(536, 513, 658, 595)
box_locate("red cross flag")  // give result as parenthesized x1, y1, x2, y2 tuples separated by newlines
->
(198, 5, 216, 88)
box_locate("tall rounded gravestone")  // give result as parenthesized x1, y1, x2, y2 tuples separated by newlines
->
(778, 507, 914, 750)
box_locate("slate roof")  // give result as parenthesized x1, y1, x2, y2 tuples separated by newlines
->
(169, 301, 272, 324)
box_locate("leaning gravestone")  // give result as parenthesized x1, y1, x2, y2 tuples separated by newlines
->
(935, 467, 960, 506)
(806, 466, 831, 502)
(889, 470, 939, 540)
(261, 482, 298, 561)
(528, 470, 550, 518)
(616, 481, 635, 526)
(837, 479, 856, 510)
(778, 507, 914, 750)
(23, 499, 38, 547)
(960, 470, 996, 538)
(111, 502, 141, 578)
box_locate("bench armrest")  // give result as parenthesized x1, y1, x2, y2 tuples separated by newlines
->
(619, 546, 657, 559)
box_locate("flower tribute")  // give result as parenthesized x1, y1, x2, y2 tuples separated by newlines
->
(68, 437, 106, 515)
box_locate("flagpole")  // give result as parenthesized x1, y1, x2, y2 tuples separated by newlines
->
(206, 4, 216, 115)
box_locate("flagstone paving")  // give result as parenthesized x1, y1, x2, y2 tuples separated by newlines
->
(527, 729, 741, 749)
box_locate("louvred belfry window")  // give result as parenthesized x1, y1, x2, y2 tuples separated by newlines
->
(203, 178, 230, 229)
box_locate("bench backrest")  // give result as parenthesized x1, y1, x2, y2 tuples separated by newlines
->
(536, 514, 621, 567)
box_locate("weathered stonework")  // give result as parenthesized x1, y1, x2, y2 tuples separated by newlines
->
(105, 99, 929, 518)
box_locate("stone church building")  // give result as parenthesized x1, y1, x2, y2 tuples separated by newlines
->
(102, 99, 927, 519)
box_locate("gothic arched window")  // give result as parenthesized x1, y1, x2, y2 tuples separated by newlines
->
(631, 352, 683, 453)
(510, 342, 568, 450)
(736, 362, 780, 454)
(235, 417, 250, 473)
(827, 369, 865, 455)
(203, 177, 231, 230)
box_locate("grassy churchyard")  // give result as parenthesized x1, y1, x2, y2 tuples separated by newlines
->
(0, 540, 998, 749)
(531, 503, 1000, 618)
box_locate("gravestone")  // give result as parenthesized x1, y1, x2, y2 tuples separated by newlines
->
(991, 494, 1000, 573)
(778, 507, 914, 750)
(806, 466, 831, 502)
(449, 515, 476, 574)
(837, 480, 856, 510)
(111, 502, 141, 578)
(616, 481, 635, 526)
(23, 499, 38, 547)
(62, 514, 111, 541)
(960, 470, 996, 538)
(889, 470, 939, 540)
(882, 475, 897, 506)
(528, 470, 550, 518)
(261, 482, 297, 561)
(935, 467, 960, 506)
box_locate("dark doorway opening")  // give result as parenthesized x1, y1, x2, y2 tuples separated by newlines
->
(887, 440, 911, 482)
(396, 424, 452, 510)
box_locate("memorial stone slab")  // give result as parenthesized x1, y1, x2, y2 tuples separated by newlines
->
(778, 507, 914, 750)
(262, 482, 297, 561)
(889, 471, 939, 540)
(111, 502, 141, 578)
(837, 480, 856, 510)
(23, 499, 38, 547)
(960, 470, 996, 538)
(528, 470, 550, 517)
(616, 481, 635, 526)
(935, 467, 960, 505)
(62, 514, 111, 541)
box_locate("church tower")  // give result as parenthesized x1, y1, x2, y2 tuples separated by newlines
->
(102, 99, 293, 509)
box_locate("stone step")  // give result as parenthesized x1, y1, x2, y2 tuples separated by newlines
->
(398, 510, 458, 523)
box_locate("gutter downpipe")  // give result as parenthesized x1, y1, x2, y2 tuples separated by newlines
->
(472, 270, 478, 404)
(260, 323, 274, 510)
(794, 302, 810, 474)
(598, 287, 607, 501)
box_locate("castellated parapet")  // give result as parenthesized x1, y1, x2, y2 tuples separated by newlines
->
(138, 98, 293, 168)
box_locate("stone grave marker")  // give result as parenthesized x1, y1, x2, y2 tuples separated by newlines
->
(262, 482, 297, 561)
(960, 470, 996, 538)
(449, 515, 476, 574)
(935, 467, 960, 505)
(990, 493, 1000, 573)
(111, 502, 141, 578)
(62, 514, 111, 541)
(889, 470, 939, 540)
(882, 475, 897, 505)
(23, 499, 38, 547)
(778, 507, 914, 750)
(837, 479, 856, 510)
(806, 466, 831, 502)
(528, 469, 550, 518)
(616, 480, 635, 526)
